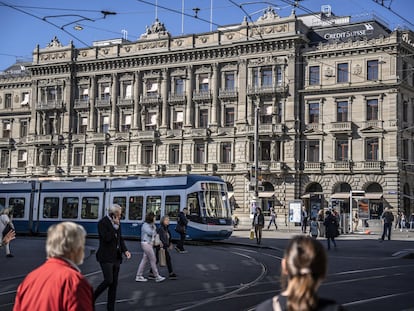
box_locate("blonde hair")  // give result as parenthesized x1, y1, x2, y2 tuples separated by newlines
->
(282, 236, 327, 311)
(46, 222, 86, 260)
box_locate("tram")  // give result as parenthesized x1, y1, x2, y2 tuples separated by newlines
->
(0, 175, 233, 241)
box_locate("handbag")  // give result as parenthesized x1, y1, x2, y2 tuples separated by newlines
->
(249, 228, 255, 240)
(2, 223, 13, 237)
(153, 233, 161, 246)
(159, 248, 166, 267)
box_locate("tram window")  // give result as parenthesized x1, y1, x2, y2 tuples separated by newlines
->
(62, 197, 79, 219)
(9, 198, 25, 218)
(0, 197, 5, 210)
(187, 196, 200, 216)
(165, 195, 180, 218)
(146, 196, 161, 220)
(43, 197, 59, 218)
(81, 197, 99, 219)
(113, 197, 126, 220)
(129, 196, 143, 220)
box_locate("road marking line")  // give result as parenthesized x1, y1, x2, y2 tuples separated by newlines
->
(343, 290, 414, 306)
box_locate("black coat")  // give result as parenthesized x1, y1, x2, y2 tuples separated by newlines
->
(96, 216, 128, 263)
(157, 224, 172, 249)
(252, 213, 265, 227)
(324, 214, 339, 239)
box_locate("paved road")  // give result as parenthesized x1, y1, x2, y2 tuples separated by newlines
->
(1, 227, 413, 310)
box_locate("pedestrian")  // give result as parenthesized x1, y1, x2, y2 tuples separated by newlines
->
(323, 210, 338, 250)
(317, 209, 325, 237)
(135, 212, 166, 282)
(252, 207, 265, 244)
(175, 207, 189, 253)
(395, 211, 402, 230)
(309, 217, 319, 239)
(0, 208, 15, 257)
(410, 213, 414, 230)
(353, 212, 359, 232)
(94, 204, 131, 311)
(400, 213, 406, 232)
(156, 215, 177, 279)
(380, 207, 394, 241)
(267, 208, 278, 230)
(233, 215, 239, 228)
(13, 222, 93, 311)
(256, 235, 344, 311)
(301, 206, 308, 233)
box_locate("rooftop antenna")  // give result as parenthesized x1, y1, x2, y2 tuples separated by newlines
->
(193, 7, 200, 18)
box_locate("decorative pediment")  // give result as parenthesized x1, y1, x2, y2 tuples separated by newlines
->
(257, 7, 279, 22)
(360, 126, 383, 133)
(46, 36, 62, 49)
(140, 18, 170, 39)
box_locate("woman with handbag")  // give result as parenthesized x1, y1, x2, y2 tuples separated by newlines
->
(158, 216, 177, 279)
(135, 212, 165, 283)
(0, 208, 15, 257)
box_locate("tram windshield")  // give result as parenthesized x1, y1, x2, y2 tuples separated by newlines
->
(199, 190, 230, 219)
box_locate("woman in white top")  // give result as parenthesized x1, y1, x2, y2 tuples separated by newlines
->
(0, 208, 14, 257)
(135, 212, 165, 283)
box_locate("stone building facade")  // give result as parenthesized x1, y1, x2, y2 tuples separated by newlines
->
(0, 8, 413, 221)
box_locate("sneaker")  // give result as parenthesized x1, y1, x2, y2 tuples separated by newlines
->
(155, 275, 166, 283)
(169, 273, 177, 279)
(135, 276, 148, 282)
(147, 273, 156, 280)
(6, 254, 14, 258)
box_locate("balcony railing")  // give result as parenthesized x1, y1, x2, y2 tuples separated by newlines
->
(95, 98, 111, 108)
(168, 93, 186, 104)
(140, 94, 162, 105)
(117, 97, 134, 107)
(74, 99, 89, 109)
(218, 88, 238, 99)
(36, 100, 64, 111)
(192, 90, 211, 101)
(246, 84, 287, 96)
(329, 121, 352, 132)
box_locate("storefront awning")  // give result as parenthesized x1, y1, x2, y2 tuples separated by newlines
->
(331, 193, 350, 199)
(365, 193, 383, 200)
(259, 191, 275, 198)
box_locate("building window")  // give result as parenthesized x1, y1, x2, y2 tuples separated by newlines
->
(117, 146, 127, 166)
(224, 73, 235, 90)
(199, 74, 209, 92)
(21, 92, 30, 106)
(173, 111, 183, 129)
(169, 144, 180, 164)
(100, 84, 110, 100)
(79, 117, 88, 134)
(18, 150, 27, 168)
(403, 101, 408, 123)
(260, 105, 273, 124)
(143, 145, 153, 165)
(123, 82, 132, 99)
(174, 78, 184, 95)
(252, 68, 259, 87)
(336, 101, 348, 122)
(337, 63, 348, 83)
(95, 145, 105, 166)
(145, 112, 157, 130)
(0, 150, 9, 168)
(307, 140, 320, 162)
(261, 67, 272, 86)
(402, 139, 409, 161)
(73, 147, 83, 166)
(3, 121, 11, 138)
(146, 80, 159, 96)
(100, 116, 110, 133)
(276, 66, 282, 86)
(79, 86, 89, 101)
(224, 107, 234, 127)
(336, 140, 348, 161)
(367, 60, 378, 81)
(221, 143, 232, 163)
(402, 62, 408, 82)
(260, 141, 271, 161)
(367, 99, 378, 121)
(199, 109, 208, 128)
(366, 138, 379, 161)
(121, 115, 131, 132)
(5, 94, 12, 108)
(309, 103, 319, 123)
(309, 66, 320, 85)
(195, 143, 205, 164)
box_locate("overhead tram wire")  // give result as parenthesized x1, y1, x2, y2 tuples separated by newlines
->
(370, 0, 414, 29)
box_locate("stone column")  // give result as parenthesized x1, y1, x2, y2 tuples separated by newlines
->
(210, 63, 219, 129)
(110, 73, 118, 131)
(133, 71, 142, 131)
(160, 69, 169, 130)
(88, 76, 96, 132)
(185, 65, 193, 127)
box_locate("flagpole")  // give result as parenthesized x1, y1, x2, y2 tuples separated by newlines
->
(155, 0, 158, 19)
(210, 0, 213, 32)
(181, 0, 185, 34)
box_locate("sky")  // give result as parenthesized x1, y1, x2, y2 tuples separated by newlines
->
(0, 0, 412, 71)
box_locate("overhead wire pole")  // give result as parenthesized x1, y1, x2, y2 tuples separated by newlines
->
(254, 100, 260, 201)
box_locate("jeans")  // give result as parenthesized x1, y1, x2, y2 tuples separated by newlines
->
(94, 261, 121, 311)
(382, 222, 392, 240)
(254, 225, 263, 244)
(327, 237, 337, 250)
(176, 232, 186, 251)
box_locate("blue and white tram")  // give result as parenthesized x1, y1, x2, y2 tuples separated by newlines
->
(0, 175, 233, 241)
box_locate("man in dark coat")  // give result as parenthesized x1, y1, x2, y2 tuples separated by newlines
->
(94, 204, 131, 311)
(381, 207, 394, 241)
(175, 207, 188, 253)
(323, 210, 338, 250)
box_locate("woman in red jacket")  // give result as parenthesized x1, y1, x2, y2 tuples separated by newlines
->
(13, 222, 93, 311)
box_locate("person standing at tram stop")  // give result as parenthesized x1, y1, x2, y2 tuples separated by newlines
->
(267, 208, 278, 230)
(94, 204, 131, 311)
(252, 207, 265, 244)
(13, 222, 93, 311)
(380, 207, 394, 241)
(135, 212, 166, 282)
(175, 207, 189, 253)
(256, 236, 344, 311)
(0, 208, 15, 257)
(301, 206, 308, 234)
(324, 210, 338, 250)
(317, 209, 325, 238)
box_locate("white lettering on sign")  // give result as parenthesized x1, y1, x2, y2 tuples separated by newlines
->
(324, 29, 367, 40)
(402, 33, 414, 49)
